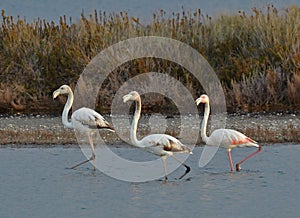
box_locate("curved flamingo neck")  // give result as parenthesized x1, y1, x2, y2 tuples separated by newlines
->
(130, 96, 142, 147)
(62, 89, 73, 129)
(201, 101, 210, 143)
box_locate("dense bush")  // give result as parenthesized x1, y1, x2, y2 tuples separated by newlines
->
(0, 6, 299, 114)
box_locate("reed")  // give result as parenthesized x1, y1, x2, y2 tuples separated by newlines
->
(0, 6, 299, 113)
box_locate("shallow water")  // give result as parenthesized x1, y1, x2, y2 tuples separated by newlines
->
(0, 144, 299, 218)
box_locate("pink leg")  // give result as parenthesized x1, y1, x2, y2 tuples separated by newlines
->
(88, 134, 96, 171)
(236, 146, 262, 171)
(227, 149, 234, 172)
(161, 156, 168, 181)
(69, 133, 96, 170)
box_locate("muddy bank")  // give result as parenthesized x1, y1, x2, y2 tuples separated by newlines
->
(0, 113, 299, 146)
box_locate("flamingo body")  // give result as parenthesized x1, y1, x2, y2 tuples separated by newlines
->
(123, 91, 192, 181)
(53, 85, 114, 170)
(206, 128, 258, 149)
(196, 94, 262, 171)
(138, 133, 191, 156)
(71, 107, 114, 131)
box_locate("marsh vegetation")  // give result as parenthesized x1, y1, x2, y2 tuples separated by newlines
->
(0, 6, 299, 114)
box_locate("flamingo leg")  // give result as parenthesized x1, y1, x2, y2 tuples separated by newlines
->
(227, 149, 234, 172)
(161, 156, 168, 181)
(69, 157, 93, 169)
(69, 133, 96, 170)
(170, 155, 191, 179)
(88, 133, 96, 171)
(236, 146, 262, 171)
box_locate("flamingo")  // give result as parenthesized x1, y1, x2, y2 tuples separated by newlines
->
(53, 85, 115, 170)
(195, 94, 262, 171)
(123, 91, 192, 181)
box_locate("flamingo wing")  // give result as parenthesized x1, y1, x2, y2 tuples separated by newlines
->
(208, 129, 258, 148)
(72, 107, 114, 131)
(140, 134, 192, 155)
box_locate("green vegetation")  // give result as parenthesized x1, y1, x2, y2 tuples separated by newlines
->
(0, 6, 299, 114)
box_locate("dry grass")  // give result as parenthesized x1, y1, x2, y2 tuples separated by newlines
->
(226, 69, 300, 112)
(0, 128, 76, 145)
(0, 6, 300, 113)
(244, 124, 300, 143)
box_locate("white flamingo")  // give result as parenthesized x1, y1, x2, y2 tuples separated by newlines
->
(53, 85, 115, 170)
(123, 91, 192, 181)
(195, 94, 262, 171)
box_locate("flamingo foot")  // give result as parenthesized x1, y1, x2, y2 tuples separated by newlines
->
(178, 164, 191, 179)
(236, 163, 241, 171)
(164, 176, 168, 182)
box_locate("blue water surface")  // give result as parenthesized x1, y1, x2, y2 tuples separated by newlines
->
(0, 144, 299, 218)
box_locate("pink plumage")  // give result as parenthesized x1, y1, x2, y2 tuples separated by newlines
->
(196, 94, 262, 171)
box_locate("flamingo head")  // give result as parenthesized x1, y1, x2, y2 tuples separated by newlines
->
(195, 94, 209, 105)
(123, 91, 140, 103)
(53, 85, 72, 99)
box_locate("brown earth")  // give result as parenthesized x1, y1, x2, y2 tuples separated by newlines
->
(0, 113, 299, 147)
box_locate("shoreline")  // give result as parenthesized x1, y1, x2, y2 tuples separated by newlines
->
(0, 113, 299, 146)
